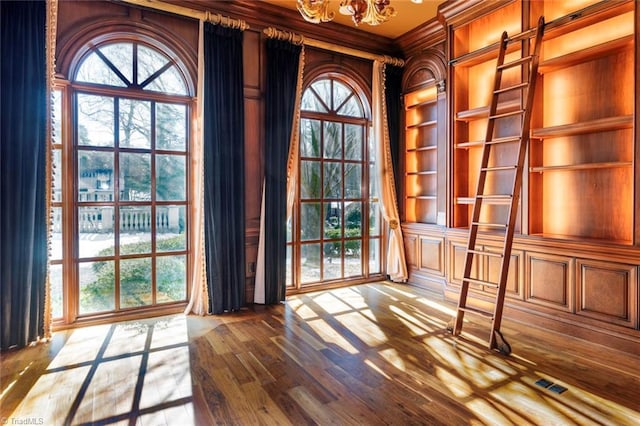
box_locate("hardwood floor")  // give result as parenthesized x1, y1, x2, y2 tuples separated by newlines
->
(2, 282, 639, 425)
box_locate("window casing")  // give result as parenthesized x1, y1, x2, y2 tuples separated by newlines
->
(51, 39, 193, 323)
(288, 76, 383, 290)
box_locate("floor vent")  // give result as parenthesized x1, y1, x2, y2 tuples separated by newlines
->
(535, 378, 567, 394)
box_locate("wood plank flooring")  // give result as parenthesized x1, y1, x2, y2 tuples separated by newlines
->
(2, 282, 639, 425)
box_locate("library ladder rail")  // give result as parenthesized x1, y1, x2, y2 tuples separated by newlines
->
(447, 17, 545, 355)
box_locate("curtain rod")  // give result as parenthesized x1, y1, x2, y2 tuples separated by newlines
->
(264, 27, 404, 67)
(120, 0, 249, 30)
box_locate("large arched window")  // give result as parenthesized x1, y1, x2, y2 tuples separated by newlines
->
(50, 39, 193, 322)
(288, 76, 383, 289)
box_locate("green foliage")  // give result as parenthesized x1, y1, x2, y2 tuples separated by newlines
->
(82, 235, 186, 312)
(323, 228, 361, 258)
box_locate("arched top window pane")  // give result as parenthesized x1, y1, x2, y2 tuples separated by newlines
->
(100, 43, 133, 84)
(302, 78, 365, 118)
(74, 41, 188, 96)
(76, 52, 127, 87)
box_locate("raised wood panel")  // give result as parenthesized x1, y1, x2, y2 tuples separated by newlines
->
(449, 240, 481, 285)
(576, 259, 638, 327)
(243, 30, 261, 90)
(244, 98, 262, 228)
(404, 234, 418, 269)
(485, 247, 523, 299)
(526, 252, 573, 312)
(419, 236, 444, 276)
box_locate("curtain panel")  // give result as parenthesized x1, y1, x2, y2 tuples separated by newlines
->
(384, 64, 403, 196)
(202, 23, 246, 314)
(255, 39, 303, 304)
(1, 1, 48, 350)
(373, 61, 408, 282)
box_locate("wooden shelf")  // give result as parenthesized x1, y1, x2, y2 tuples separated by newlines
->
(455, 140, 484, 149)
(456, 197, 475, 205)
(406, 98, 437, 110)
(406, 170, 437, 176)
(530, 161, 632, 173)
(531, 115, 633, 139)
(407, 195, 437, 200)
(539, 35, 633, 73)
(542, 0, 634, 41)
(407, 145, 437, 152)
(406, 120, 437, 130)
(455, 99, 521, 122)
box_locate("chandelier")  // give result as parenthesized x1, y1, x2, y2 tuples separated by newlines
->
(296, 0, 397, 26)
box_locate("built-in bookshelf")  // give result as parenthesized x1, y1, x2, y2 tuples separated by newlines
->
(528, 0, 634, 244)
(404, 85, 439, 224)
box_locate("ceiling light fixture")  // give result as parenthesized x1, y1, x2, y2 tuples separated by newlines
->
(296, 0, 397, 26)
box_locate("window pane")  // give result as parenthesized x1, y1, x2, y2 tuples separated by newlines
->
(138, 44, 168, 85)
(156, 155, 185, 201)
(323, 122, 341, 159)
(49, 264, 63, 319)
(119, 153, 151, 201)
(324, 242, 342, 280)
(120, 257, 152, 308)
(99, 43, 133, 84)
(345, 124, 363, 160)
(369, 238, 380, 274)
(369, 201, 380, 237)
(157, 103, 186, 151)
(120, 206, 151, 254)
(145, 65, 188, 95)
(157, 205, 186, 252)
(301, 243, 320, 284)
(300, 119, 321, 158)
(345, 240, 362, 278)
(76, 52, 127, 87)
(78, 151, 114, 202)
(78, 206, 115, 258)
(332, 81, 351, 111)
(369, 163, 379, 198)
(311, 80, 331, 105)
(119, 98, 151, 148)
(51, 207, 62, 261)
(52, 149, 62, 202)
(77, 94, 114, 147)
(301, 202, 321, 241)
(338, 96, 364, 117)
(301, 160, 321, 199)
(324, 202, 342, 239)
(323, 163, 342, 199)
(157, 255, 186, 303)
(79, 260, 115, 314)
(345, 163, 362, 198)
(52, 90, 62, 144)
(345, 202, 362, 237)
(301, 89, 326, 112)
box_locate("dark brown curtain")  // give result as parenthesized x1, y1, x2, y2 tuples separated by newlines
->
(202, 23, 246, 314)
(1, 1, 48, 350)
(385, 64, 403, 193)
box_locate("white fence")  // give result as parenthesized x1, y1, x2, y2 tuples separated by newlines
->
(52, 206, 181, 234)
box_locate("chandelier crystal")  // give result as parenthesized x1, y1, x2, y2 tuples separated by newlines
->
(296, 0, 396, 26)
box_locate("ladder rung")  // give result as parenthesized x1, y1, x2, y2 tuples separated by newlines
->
(467, 249, 504, 258)
(476, 194, 513, 204)
(460, 306, 494, 319)
(481, 165, 518, 172)
(489, 110, 525, 120)
(495, 82, 529, 95)
(486, 136, 521, 145)
(463, 277, 500, 288)
(471, 221, 508, 229)
(497, 56, 533, 70)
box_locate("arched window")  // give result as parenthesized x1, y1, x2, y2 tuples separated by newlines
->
(50, 39, 193, 321)
(288, 76, 382, 289)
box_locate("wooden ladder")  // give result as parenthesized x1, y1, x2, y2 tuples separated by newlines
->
(448, 17, 545, 355)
